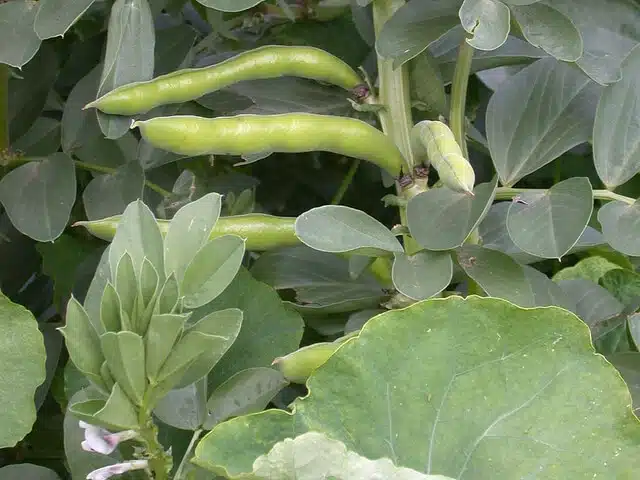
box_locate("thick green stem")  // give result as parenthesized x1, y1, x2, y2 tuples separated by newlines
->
(371, 0, 424, 256)
(0, 64, 9, 151)
(449, 39, 474, 159)
(371, 1, 415, 173)
(495, 187, 636, 205)
(331, 159, 360, 205)
(137, 412, 170, 480)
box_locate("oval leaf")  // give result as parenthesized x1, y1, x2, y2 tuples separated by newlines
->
(295, 205, 403, 256)
(182, 235, 246, 309)
(407, 178, 497, 251)
(0, 153, 76, 242)
(459, 0, 510, 51)
(593, 44, 640, 188)
(0, 293, 46, 448)
(34, 0, 97, 40)
(486, 57, 599, 186)
(597, 199, 640, 257)
(506, 177, 593, 259)
(0, 1, 41, 68)
(392, 251, 453, 300)
(510, 2, 583, 62)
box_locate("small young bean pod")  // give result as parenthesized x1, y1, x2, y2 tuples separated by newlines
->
(273, 333, 356, 384)
(131, 113, 405, 177)
(84, 45, 365, 115)
(74, 214, 299, 251)
(410, 120, 475, 194)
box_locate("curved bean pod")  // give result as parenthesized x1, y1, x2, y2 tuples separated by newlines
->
(84, 45, 365, 115)
(411, 120, 475, 194)
(74, 214, 299, 251)
(131, 113, 405, 177)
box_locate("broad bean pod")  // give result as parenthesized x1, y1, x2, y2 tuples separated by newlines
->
(84, 45, 365, 116)
(74, 214, 299, 251)
(131, 113, 405, 177)
(411, 120, 475, 194)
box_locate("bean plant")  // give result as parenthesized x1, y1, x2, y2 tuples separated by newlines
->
(2, 0, 640, 479)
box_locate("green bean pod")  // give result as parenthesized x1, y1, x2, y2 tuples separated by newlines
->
(273, 333, 356, 384)
(84, 45, 365, 116)
(131, 113, 405, 177)
(411, 120, 475, 194)
(74, 214, 298, 251)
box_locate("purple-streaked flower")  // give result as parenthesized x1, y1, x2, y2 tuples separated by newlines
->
(86, 460, 148, 480)
(79, 421, 138, 455)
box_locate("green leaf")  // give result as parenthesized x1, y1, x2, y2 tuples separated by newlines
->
(556, 278, 624, 326)
(100, 331, 147, 406)
(606, 353, 640, 416)
(629, 314, 640, 350)
(60, 296, 105, 389)
(156, 274, 180, 314)
(108, 199, 165, 286)
(407, 178, 497, 251)
(599, 269, 640, 309)
(83, 247, 112, 329)
(552, 256, 621, 283)
(410, 51, 448, 115)
(154, 381, 207, 431)
(139, 257, 159, 308)
(552, 0, 640, 85)
(295, 205, 403, 257)
(96, 0, 155, 139)
(194, 296, 640, 477)
(593, 45, 640, 189)
(480, 202, 603, 265)
(100, 283, 122, 332)
(486, 57, 599, 186)
(204, 368, 288, 429)
(0, 293, 46, 448)
(194, 0, 265, 12)
(82, 161, 145, 220)
(63, 391, 122, 479)
(12, 117, 61, 156)
(145, 313, 189, 382)
(251, 431, 454, 480)
(392, 251, 453, 301)
(0, 0, 41, 67)
(0, 154, 76, 242)
(459, 0, 510, 51)
(176, 309, 243, 389)
(164, 192, 223, 282)
(114, 252, 137, 329)
(375, 0, 459, 68)
(196, 268, 304, 390)
(34, 0, 96, 39)
(68, 383, 139, 430)
(182, 235, 246, 309)
(0, 464, 60, 480)
(506, 177, 593, 259)
(251, 245, 387, 308)
(509, 2, 583, 62)
(36, 234, 96, 311)
(597, 199, 640, 256)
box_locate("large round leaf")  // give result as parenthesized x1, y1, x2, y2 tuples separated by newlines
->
(194, 296, 640, 478)
(0, 292, 46, 447)
(486, 57, 599, 186)
(506, 177, 593, 259)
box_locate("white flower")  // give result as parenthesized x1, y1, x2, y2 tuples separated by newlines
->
(86, 460, 148, 480)
(79, 421, 138, 455)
